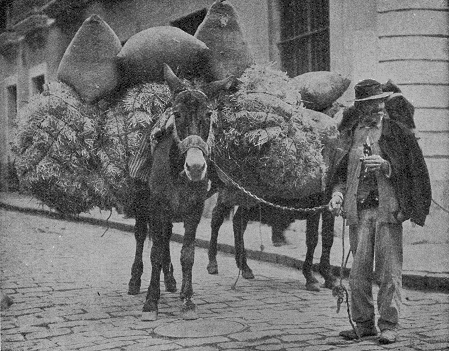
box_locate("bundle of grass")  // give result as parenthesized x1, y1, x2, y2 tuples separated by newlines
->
(13, 81, 105, 214)
(13, 81, 171, 215)
(213, 64, 338, 198)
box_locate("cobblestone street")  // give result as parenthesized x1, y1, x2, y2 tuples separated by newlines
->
(1, 208, 448, 351)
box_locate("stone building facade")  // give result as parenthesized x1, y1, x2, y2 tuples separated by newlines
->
(1, 0, 448, 231)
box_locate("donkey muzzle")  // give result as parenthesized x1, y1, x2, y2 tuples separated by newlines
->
(184, 148, 207, 182)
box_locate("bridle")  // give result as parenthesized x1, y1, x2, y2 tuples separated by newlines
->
(170, 89, 216, 159)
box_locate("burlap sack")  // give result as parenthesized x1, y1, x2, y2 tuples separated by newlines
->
(57, 15, 121, 103)
(117, 26, 210, 85)
(194, 0, 254, 81)
(292, 71, 350, 111)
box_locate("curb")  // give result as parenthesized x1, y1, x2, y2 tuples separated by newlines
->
(1, 201, 448, 293)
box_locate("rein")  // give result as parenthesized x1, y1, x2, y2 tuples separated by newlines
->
(210, 159, 328, 214)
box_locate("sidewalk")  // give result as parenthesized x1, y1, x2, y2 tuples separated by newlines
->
(1, 191, 448, 292)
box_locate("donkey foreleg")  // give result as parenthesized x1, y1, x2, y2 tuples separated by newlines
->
(180, 210, 202, 320)
(128, 215, 147, 295)
(142, 219, 166, 321)
(161, 222, 177, 292)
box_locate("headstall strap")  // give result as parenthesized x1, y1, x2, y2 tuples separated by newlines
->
(179, 135, 210, 156)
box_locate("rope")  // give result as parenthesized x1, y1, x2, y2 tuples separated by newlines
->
(210, 159, 328, 214)
(258, 204, 265, 251)
(432, 198, 449, 214)
(332, 218, 359, 340)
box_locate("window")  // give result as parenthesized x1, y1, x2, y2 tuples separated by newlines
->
(31, 74, 45, 95)
(279, 0, 330, 77)
(170, 9, 207, 36)
(6, 84, 17, 126)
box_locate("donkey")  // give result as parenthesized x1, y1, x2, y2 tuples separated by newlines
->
(207, 191, 336, 291)
(137, 64, 232, 321)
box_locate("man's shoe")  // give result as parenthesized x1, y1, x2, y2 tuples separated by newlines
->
(379, 329, 397, 344)
(339, 326, 378, 340)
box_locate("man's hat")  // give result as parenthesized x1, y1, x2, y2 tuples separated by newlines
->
(354, 79, 392, 101)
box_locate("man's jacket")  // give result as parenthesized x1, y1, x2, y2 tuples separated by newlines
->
(328, 116, 431, 227)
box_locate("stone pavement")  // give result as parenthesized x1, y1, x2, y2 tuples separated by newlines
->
(1, 192, 448, 292)
(1, 207, 449, 351)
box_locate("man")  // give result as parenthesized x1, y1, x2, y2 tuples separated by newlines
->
(328, 79, 431, 344)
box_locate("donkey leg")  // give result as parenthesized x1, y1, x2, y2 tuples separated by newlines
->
(128, 214, 147, 295)
(180, 209, 202, 320)
(233, 207, 254, 279)
(162, 221, 177, 293)
(208, 200, 231, 275)
(319, 210, 336, 289)
(142, 217, 164, 321)
(304, 213, 320, 291)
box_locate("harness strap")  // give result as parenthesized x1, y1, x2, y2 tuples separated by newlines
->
(178, 135, 210, 156)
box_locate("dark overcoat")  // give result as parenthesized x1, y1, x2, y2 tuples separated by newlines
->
(328, 116, 431, 227)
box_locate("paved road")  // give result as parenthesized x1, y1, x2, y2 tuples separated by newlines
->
(1, 208, 448, 351)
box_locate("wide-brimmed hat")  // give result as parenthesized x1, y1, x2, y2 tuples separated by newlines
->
(354, 79, 392, 101)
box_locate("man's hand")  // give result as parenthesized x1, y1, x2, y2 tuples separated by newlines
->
(328, 192, 343, 217)
(361, 155, 390, 173)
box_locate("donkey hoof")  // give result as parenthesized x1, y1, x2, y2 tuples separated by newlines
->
(323, 279, 336, 290)
(242, 267, 255, 280)
(141, 311, 158, 321)
(128, 285, 140, 295)
(207, 261, 218, 275)
(306, 282, 321, 292)
(181, 300, 198, 320)
(165, 277, 177, 293)
(142, 300, 158, 321)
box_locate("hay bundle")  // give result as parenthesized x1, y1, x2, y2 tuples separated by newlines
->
(213, 64, 338, 198)
(13, 81, 171, 215)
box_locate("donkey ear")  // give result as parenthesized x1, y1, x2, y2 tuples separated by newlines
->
(163, 64, 185, 93)
(205, 76, 236, 97)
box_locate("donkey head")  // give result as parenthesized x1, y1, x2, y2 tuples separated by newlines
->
(164, 64, 232, 182)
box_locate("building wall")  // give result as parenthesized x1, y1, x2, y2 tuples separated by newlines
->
(377, 0, 449, 222)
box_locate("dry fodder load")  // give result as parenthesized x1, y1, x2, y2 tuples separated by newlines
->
(213, 64, 338, 198)
(13, 82, 104, 214)
(57, 14, 122, 103)
(194, 0, 254, 81)
(13, 81, 171, 215)
(291, 71, 350, 111)
(117, 26, 210, 86)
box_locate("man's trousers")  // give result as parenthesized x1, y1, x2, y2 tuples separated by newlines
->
(348, 207, 403, 331)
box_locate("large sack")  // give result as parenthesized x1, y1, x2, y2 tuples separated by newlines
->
(117, 26, 210, 85)
(291, 71, 350, 111)
(194, 0, 254, 81)
(57, 14, 121, 103)
(382, 79, 415, 130)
